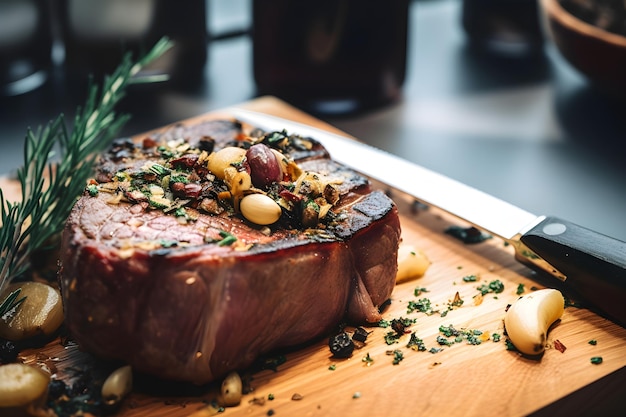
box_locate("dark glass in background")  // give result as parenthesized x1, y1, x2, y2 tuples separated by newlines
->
(462, 0, 544, 57)
(252, 0, 410, 116)
(57, 0, 208, 88)
(0, 0, 53, 96)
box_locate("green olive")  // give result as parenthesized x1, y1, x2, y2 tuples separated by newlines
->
(0, 281, 64, 341)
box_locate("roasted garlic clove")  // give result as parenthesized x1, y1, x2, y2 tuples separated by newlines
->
(504, 288, 565, 355)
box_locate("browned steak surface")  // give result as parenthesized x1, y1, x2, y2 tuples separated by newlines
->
(59, 119, 400, 384)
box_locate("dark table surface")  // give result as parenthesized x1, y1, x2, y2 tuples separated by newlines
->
(0, 0, 624, 415)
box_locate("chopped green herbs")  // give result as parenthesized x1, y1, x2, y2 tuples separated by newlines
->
(407, 333, 426, 351)
(588, 339, 598, 345)
(516, 283, 525, 295)
(86, 184, 99, 197)
(407, 298, 434, 315)
(217, 231, 237, 246)
(477, 279, 504, 296)
(362, 353, 374, 366)
(389, 349, 404, 365)
(462, 275, 478, 282)
(590, 356, 603, 365)
(414, 286, 429, 296)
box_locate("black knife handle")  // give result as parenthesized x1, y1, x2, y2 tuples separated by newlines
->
(518, 216, 626, 327)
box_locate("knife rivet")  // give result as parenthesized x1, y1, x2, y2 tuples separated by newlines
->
(543, 222, 566, 236)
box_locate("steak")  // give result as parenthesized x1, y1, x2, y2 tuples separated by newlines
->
(59, 119, 400, 384)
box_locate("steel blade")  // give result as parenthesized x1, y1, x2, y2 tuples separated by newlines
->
(229, 108, 540, 241)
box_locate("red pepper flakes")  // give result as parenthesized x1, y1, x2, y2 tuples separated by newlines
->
(554, 339, 567, 353)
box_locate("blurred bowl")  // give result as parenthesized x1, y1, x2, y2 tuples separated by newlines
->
(541, 0, 626, 96)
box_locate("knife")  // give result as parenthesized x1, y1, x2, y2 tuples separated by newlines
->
(229, 108, 626, 327)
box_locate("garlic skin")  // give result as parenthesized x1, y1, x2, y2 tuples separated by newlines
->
(504, 288, 565, 355)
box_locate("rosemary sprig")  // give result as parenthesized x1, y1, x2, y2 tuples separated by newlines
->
(0, 288, 25, 319)
(0, 37, 173, 296)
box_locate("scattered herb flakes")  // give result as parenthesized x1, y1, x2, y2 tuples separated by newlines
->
(385, 331, 402, 345)
(362, 353, 374, 366)
(267, 409, 275, 416)
(429, 347, 443, 354)
(407, 298, 435, 315)
(268, 393, 275, 401)
(439, 324, 459, 338)
(590, 356, 603, 365)
(352, 392, 361, 399)
(414, 286, 429, 296)
(377, 319, 390, 328)
(86, 184, 99, 196)
(328, 364, 336, 371)
(477, 279, 504, 296)
(505, 339, 518, 351)
(462, 275, 478, 282)
(217, 230, 237, 246)
(554, 339, 567, 353)
(516, 283, 525, 295)
(436, 335, 453, 346)
(445, 225, 492, 244)
(492, 333, 502, 342)
(407, 333, 427, 351)
(588, 339, 598, 346)
(386, 349, 404, 365)
(384, 318, 416, 345)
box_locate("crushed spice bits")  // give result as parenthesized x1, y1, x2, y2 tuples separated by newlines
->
(85, 129, 347, 249)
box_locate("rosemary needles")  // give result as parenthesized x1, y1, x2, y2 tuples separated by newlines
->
(0, 37, 173, 296)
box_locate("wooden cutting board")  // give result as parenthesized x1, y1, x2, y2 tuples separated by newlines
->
(3, 96, 626, 417)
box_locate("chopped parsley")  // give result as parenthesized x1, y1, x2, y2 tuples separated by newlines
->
(407, 298, 434, 315)
(390, 349, 404, 365)
(477, 279, 504, 296)
(590, 356, 603, 364)
(362, 353, 374, 366)
(462, 275, 478, 282)
(414, 286, 429, 296)
(86, 184, 99, 196)
(406, 333, 426, 351)
(516, 283, 525, 295)
(588, 339, 598, 345)
(217, 231, 237, 246)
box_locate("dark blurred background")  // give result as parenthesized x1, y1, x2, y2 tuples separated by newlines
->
(0, 0, 625, 245)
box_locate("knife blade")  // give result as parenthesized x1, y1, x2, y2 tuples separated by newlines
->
(229, 108, 626, 327)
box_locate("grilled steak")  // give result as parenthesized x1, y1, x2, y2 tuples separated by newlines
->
(59, 119, 400, 384)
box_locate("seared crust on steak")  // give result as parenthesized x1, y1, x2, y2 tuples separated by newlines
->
(59, 119, 400, 384)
